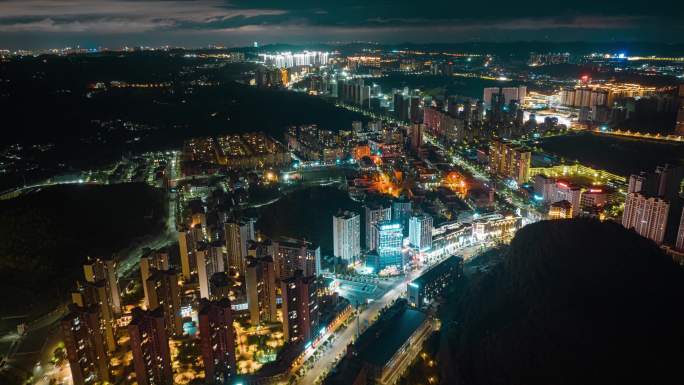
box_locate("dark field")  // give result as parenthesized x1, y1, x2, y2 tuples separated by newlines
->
(538, 132, 684, 176)
(256, 186, 362, 255)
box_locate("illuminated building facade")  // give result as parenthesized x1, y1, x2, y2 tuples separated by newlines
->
(128, 307, 173, 385)
(489, 140, 531, 184)
(198, 298, 236, 384)
(471, 214, 522, 242)
(333, 211, 361, 264)
(145, 269, 183, 337)
(60, 304, 110, 385)
(281, 270, 320, 344)
(408, 214, 433, 252)
(83, 256, 121, 315)
(622, 193, 670, 245)
(224, 219, 256, 276)
(196, 242, 225, 300)
(549, 200, 573, 219)
(371, 221, 404, 271)
(140, 248, 170, 309)
(245, 256, 277, 325)
(407, 255, 463, 308)
(365, 203, 392, 251)
(259, 51, 330, 68)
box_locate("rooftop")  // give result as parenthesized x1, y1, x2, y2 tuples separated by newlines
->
(354, 299, 427, 367)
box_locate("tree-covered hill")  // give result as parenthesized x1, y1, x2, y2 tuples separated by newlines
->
(443, 218, 684, 385)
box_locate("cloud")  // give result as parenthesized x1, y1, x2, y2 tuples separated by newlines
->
(0, 0, 286, 33)
(0, 0, 680, 46)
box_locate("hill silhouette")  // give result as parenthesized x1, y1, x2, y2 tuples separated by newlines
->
(444, 218, 684, 385)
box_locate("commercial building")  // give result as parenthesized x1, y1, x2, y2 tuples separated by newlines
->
(407, 255, 463, 308)
(326, 299, 434, 385)
(392, 198, 412, 233)
(60, 305, 110, 385)
(368, 220, 404, 271)
(533, 174, 556, 203)
(549, 200, 573, 219)
(140, 248, 170, 309)
(333, 211, 361, 264)
(471, 213, 522, 242)
(281, 270, 319, 344)
(198, 298, 236, 384)
(553, 181, 582, 217)
(364, 203, 392, 251)
(408, 214, 433, 252)
(128, 307, 173, 385)
(489, 140, 531, 185)
(622, 193, 670, 245)
(245, 256, 278, 325)
(145, 269, 183, 337)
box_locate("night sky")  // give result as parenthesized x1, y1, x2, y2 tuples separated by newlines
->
(0, 0, 682, 49)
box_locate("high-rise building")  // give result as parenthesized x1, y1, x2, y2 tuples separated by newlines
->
(409, 214, 433, 252)
(371, 221, 404, 271)
(628, 165, 683, 201)
(281, 270, 319, 344)
(393, 92, 410, 121)
(270, 239, 321, 280)
(61, 305, 110, 385)
(676, 85, 684, 136)
(198, 298, 236, 384)
(628, 172, 650, 194)
(333, 211, 361, 264)
(675, 207, 684, 252)
(409, 96, 422, 123)
(146, 269, 182, 337)
(209, 272, 232, 301)
(488, 140, 531, 185)
(409, 123, 423, 151)
(365, 203, 392, 251)
(196, 242, 225, 299)
(83, 256, 121, 315)
(622, 193, 670, 245)
(653, 164, 683, 201)
(533, 174, 556, 203)
(224, 219, 255, 276)
(245, 256, 277, 325)
(178, 228, 196, 281)
(392, 198, 412, 233)
(128, 307, 173, 385)
(140, 249, 170, 309)
(72, 280, 117, 352)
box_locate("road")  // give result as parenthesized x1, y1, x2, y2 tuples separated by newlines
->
(297, 269, 420, 385)
(297, 242, 488, 385)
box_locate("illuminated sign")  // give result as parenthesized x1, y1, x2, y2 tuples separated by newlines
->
(589, 189, 603, 193)
(533, 194, 544, 201)
(381, 223, 402, 230)
(557, 182, 568, 188)
(409, 282, 419, 288)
